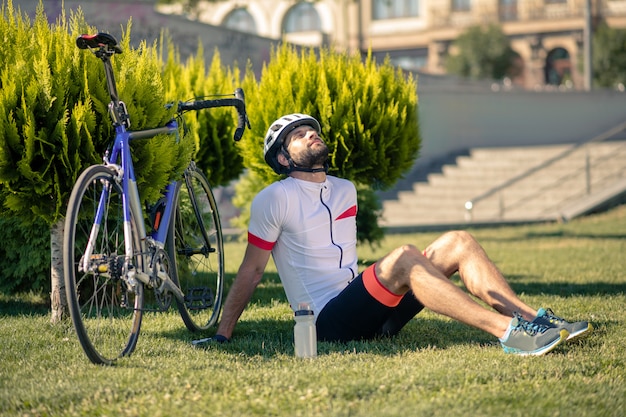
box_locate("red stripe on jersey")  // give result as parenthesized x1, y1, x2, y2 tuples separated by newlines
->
(248, 232, 275, 250)
(335, 205, 357, 220)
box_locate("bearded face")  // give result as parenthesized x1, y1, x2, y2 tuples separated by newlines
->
(283, 125, 329, 170)
(288, 140, 329, 168)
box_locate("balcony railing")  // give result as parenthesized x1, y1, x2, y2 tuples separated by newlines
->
(428, 0, 625, 29)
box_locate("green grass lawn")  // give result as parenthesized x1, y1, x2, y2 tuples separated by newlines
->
(1, 205, 625, 417)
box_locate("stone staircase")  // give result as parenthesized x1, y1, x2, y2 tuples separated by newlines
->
(380, 140, 626, 231)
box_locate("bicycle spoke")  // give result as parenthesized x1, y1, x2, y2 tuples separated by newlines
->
(167, 164, 224, 331)
(64, 166, 144, 365)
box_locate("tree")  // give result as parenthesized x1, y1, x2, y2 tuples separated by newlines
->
(446, 24, 519, 80)
(233, 44, 420, 244)
(592, 22, 626, 89)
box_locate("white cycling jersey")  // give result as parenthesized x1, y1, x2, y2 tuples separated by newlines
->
(248, 176, 358, 316)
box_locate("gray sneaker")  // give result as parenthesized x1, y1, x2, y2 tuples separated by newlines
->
(500, 313, 568, 356)
(532, 308, 592, 341)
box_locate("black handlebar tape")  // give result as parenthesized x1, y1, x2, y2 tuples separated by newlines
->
(233, 89, 245, 141)
(233, 88, 250, 142)
(177, 98, 239, 111)
(178, 92, 249, 141)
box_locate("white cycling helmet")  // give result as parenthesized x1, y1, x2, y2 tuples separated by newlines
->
(263, 113, 322, 174)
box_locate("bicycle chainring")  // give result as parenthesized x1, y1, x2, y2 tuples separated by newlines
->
(149, 248, 173, 311)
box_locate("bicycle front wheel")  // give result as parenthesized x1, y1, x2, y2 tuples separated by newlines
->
(64, 165, 144, 365)
(167, 163, 224, 331)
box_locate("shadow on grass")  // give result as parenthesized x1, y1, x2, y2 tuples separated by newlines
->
(503, 277, 626, 297)
(154, 314, 501, 358)
(170, 270, 611, 357)
(161, 313, 609, 359)
(478, 230, 626, 242)
(0, 295, 49, 317)
(2, 268, 623, 321)
(525, 231, 626, 240)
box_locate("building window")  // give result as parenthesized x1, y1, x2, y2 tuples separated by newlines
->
(283, 2, 321, 33)
(392, 55, 428, 71)
(223, 8, 257, 34)
(373, 49, 428, 71)
(545, 47, 571, 86)
(451, 0, 471, 12)
(499, 0, 518, 21)
(372, 0, 419, 20)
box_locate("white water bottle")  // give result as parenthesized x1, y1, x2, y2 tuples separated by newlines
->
(294, 303, 317, 358)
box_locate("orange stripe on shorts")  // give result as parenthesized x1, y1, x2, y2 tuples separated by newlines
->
(362, 263, 403, 308)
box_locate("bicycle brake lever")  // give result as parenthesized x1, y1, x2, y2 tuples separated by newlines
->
(233, 88, 251, 141)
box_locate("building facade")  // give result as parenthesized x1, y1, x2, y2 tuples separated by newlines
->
(157, 0, 626, 90)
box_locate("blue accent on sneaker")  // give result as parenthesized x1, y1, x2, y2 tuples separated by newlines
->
(500, 313, 568, 356)
(533, 308, 593, 341)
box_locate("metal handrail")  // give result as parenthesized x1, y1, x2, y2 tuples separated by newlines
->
(464, 120, 626, 221)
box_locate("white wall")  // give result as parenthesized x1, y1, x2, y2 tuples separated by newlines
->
(416, 87, 626, 168)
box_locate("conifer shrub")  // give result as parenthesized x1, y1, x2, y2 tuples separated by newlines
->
(0, 1, 244, 294)
(162, 45, 244, 186)
(234, 44, 420, 244)
(0, 216, 50, 293)
(0, 2, 189, 223)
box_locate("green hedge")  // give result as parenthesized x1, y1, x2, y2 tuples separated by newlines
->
(162, 45, 244, 186)
(0, 2, 192, 223)
(0, 216, 50, 294)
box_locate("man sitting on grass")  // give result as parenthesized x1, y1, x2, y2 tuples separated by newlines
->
(195, 113, 592, 356)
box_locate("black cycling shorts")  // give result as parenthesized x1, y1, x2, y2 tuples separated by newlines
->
(316, 264, 424, 342)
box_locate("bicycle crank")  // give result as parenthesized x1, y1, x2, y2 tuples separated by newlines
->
(136, 249, 186, 306)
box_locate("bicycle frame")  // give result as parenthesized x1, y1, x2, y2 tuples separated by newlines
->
(66, 32, 248, 363)
(108, 124, 179, 248)
(81, 44, 184, 296)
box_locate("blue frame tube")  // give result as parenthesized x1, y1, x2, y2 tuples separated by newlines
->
(150, 181, 177, 244)
(88, 119, 180, 262)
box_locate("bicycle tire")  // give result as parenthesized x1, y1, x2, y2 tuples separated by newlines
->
(64, 165, 144, 365)
(167, 162, 224, 331)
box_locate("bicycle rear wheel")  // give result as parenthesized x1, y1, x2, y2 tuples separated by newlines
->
(167, 162, 224, 331)
(64, 165, 144, 365)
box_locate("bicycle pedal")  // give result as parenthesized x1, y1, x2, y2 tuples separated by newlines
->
(185, 287, 215, 310)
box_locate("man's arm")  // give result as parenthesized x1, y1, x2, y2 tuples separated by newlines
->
(216, 243, 272, 340)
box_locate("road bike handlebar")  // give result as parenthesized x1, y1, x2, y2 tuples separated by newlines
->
(178, 88, 251, 141)
(76, 33, 250, 141)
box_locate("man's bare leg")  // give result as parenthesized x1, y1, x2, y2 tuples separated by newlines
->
(375, 244, 511, 339)
(373, 239, 569, 355)
(424, 231, 537, 321)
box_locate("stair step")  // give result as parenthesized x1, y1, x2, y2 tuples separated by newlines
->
(381, 141, 626, 228)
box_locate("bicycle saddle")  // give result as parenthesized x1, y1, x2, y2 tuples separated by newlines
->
(76, 33, 122, 54)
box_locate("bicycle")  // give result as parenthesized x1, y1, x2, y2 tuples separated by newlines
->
(63, 33, 249, 365)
